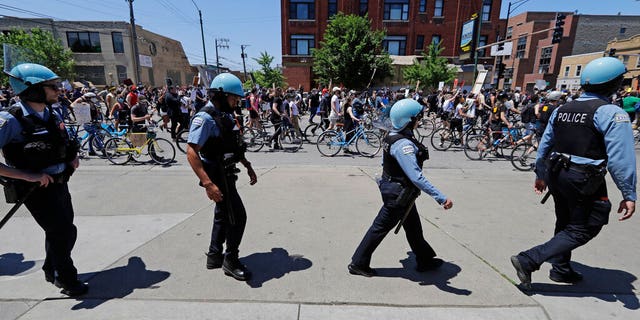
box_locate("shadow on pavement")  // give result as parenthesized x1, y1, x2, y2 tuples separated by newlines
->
(529, 262, 639, 310)
(374, 252, 472, 295)
(242, 247, 312, 288)
(0, 253, 35, 276)
(70, 256, 170, 310)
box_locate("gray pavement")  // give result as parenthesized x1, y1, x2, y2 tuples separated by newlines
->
(0, 125, 638, 320)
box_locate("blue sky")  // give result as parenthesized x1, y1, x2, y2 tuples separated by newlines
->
(1, 0, 639, 71)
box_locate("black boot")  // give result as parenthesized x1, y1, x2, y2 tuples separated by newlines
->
(222, 256, 251, 281)
(54, 279, 89, 297)
(205, 252, 223, 269)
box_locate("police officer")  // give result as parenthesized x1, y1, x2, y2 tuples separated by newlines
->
(511, 57, 636, 289)
(349, 99, 453, 277)
(0, 63, 87, 296)
(535, 91, 562, 139)
(186, 73, 257, 281)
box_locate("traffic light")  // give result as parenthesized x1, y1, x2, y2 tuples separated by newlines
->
(497, 36, 504, 51)
(551, 13, 566, 44)
(608, 48, 617, 57)
(497, 63, 506, 79)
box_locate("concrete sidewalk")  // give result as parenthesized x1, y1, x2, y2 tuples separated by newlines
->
(0, 164, 638, 319)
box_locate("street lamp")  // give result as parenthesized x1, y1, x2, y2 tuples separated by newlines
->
(191, 0, 207, 66)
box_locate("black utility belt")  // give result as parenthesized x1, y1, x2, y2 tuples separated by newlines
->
(566, 162, 606, 175)
(381, 172, 410, 186)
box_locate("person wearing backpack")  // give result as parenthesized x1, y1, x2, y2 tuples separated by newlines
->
(349, 98, 453, 277)
(520, 95, 539, 141)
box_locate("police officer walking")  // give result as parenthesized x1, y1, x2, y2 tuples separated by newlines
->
(511, 57, 636, 289)
(186, 73, 257, 281)
(0, 63, 87, 296)
(349, 99, 453, 277)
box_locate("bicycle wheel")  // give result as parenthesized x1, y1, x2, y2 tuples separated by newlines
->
(510, 143, 537, 171)
(316, 130, 342, 156)
(149, 138, 176, 165)
(464, 135, 488, 161)
(278, 127, 303, 152)
(430, 127, 453, 151)
(242, 127, 265, 152)
(104, 137, 132, 165)
(175, 129, 189, 154)
(414, 118, 436, 140)
(356, 130, 382, 157)
(303, 123, 325, 143)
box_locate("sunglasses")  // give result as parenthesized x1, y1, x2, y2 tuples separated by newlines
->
(42, 84, 61, 91)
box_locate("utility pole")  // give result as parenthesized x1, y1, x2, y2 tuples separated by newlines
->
(241, 44, 249, 82)
(191, 0, 207, 65)
(126, 0, 140, 84)
(215, 38, 229, 72)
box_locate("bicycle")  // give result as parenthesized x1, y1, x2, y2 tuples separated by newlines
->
(430, 125, 464, 151)
(243, 118, 303, 153)
(316, 123, 382, 157)
(303, 112, 329, 143)
(510, 140, 538, 171)
(103, 122, 176, 165)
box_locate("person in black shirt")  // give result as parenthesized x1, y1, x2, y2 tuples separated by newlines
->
(164, 86, 181, 139)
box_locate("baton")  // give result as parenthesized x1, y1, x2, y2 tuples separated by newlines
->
(394, 197, 418, 234)
(0, 185, 37, 230)
(540, 191, 551, 204)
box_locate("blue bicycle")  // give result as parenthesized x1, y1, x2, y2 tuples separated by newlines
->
(316, 123, 382, 157)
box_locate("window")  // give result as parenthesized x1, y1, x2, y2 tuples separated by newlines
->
(482, 0, 492, 21)
(620, 27, 627, 34)
(516, 36, 526, 58)
(506, 26, 513, 39)
(74, 65, 105, 85)
(477, 35, 487, 57)
(564, 65, 570, 77)
(359, 0, 368, 16)
(112, 32, 124, 53)
(416, 35, 425, 51)
(538, 47, 553, 74)
(434, 0, 443, 17)
(636, 57, 640, 68)
(622, 55, 630, 66)
(383, 35, 407, 55)
(328, 0, 337, 18)
(383, 0, 409, 21)
(290, 34, 314, 55)
(431, 34, 441, 45)
(67, 31, 101, 53)
(419, 0, 426, 13)
(290, 0, 315, 20)
(575, 65, 582, 77)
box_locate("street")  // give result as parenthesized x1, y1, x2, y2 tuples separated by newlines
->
(0, 121, 638, 320)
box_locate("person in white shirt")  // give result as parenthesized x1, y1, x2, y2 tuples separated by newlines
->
(328, 87, 342, 130)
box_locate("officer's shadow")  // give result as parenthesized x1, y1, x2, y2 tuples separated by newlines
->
(529, 261, 639, 310)
(69, 256, 170, 310)
(241, 248, 312, 288)
(374, 252, 472, 296)
(0, 253, 36, 276)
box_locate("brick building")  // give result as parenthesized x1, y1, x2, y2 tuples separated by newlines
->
(500, 12, 640, 92)
(607, 34, 640, 90)
(0, 16, 193, 87)
(281, 0, 505, 90)
(555, 52, 602, 92)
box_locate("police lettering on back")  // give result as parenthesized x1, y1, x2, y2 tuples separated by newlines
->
(556, 111, 588, 124)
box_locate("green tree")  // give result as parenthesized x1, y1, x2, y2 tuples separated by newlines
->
(312, 13, 392, 89)
(403, 42, 457, 90)
(0, 28, 75, 85)
(251, 51, 285, 89)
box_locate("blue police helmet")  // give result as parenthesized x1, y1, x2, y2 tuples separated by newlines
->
(390, 98, 423, 130)
(580, 57, 627, 86)
(6, 63, 60, 95)
(210, 73, 244, 97)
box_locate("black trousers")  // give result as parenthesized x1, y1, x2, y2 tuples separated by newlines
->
(351, 179, 435, 267)
(24, 182, 78, 284)
(207, 172, 248, 259)
(518, 167, 608, 274)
